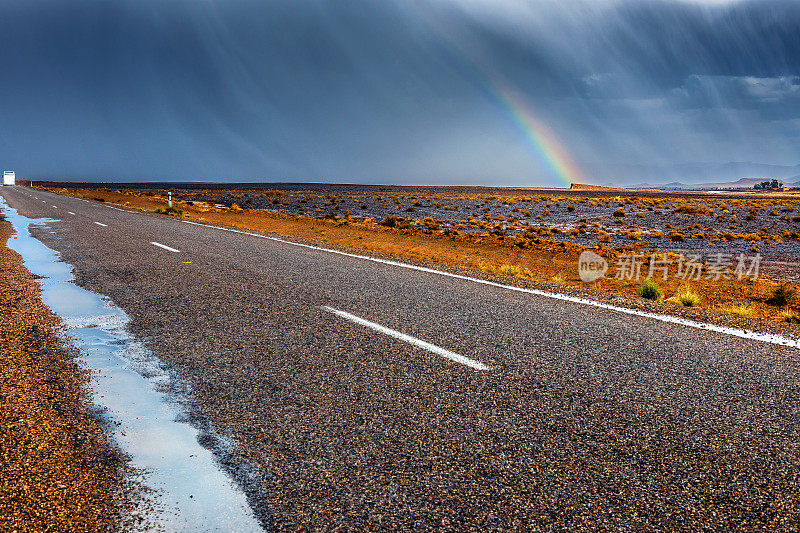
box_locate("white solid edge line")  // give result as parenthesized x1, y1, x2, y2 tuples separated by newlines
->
(94, 221, 108, 227)
(178, 220, 800, 350)
(150, 241, 180, 253)
(70, 196, 800, 350)
(322, 306, 490, 371)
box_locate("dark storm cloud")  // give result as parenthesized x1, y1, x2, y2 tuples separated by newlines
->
(0, 0, 798, 185)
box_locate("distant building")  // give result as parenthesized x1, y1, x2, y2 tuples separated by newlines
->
(3, 171, 14, 186)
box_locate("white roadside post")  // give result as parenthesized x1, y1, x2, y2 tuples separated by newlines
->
(168, 191, 173, 208)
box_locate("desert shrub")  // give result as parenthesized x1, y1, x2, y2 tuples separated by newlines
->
(723, 305, 754, 317)
(491, 224, 507, 236)
(722, 232, 748, 240)
(668, 231, 685, 242)
(93, 197, 106, 202)
(612, 208, 625, 217)
(674, 204, 713, 215)
(500, 264, 522, 276)
(638, 279, 664, 300)
(767, 284, 796, 307)
(380, 215, 400, 227)
(155, 206, 183, 216)
(669, 289, 701, 307)
(498, 264, 533, 278)
(422, 217, 441, 231)
(781, 308, 800, 323)
(597, 230, 611, 243)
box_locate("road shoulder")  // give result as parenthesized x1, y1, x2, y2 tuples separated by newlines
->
(0, 213, 125, 531)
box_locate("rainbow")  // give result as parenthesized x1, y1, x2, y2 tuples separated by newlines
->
(387, 2, 586, 187)
(487, 81, 584, 187)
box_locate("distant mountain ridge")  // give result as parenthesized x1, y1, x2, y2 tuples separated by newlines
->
(624, 177, 796, 190)
(603, 162, 800, 189)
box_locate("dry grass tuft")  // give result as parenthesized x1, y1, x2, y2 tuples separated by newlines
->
(767, 284, 797, 307)
(638, 279, 664, 300)
(668, 289, 701, 307)
(722, 304, 754, 317)
(674, 204, 714, 215)
(780, 308, 800, 323)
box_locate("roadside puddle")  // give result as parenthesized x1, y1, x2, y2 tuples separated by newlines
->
(1, 198, 266, 531)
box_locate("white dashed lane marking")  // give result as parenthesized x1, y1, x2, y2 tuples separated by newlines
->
(150, 241, 180, 253)
(322, 306, 490, 371)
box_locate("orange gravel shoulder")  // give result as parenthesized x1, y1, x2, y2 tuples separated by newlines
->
(0, 215, 121, 531)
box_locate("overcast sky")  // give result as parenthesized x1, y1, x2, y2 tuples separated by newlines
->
(1, 0, 798, 185)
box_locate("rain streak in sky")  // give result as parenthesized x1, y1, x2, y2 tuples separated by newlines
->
(1, 0, 799, 186)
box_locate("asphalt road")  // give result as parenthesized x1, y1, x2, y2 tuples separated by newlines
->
(4, 186, 800, 530)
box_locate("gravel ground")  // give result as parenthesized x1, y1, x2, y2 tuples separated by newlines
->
(6, 186, 800, 530)
(165, 185, 800, 283)
(0, 213, 125, 531)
